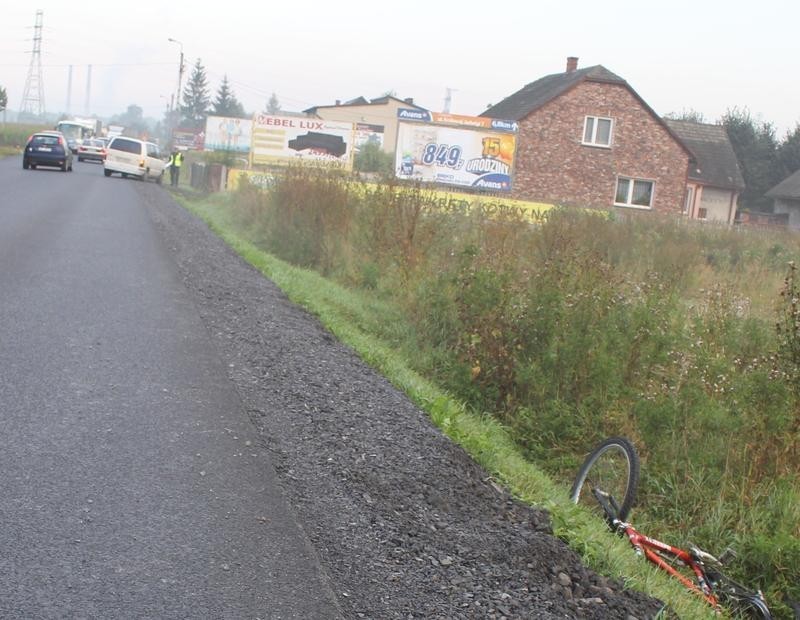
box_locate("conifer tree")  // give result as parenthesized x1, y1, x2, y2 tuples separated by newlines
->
(180, 59, 211, 129)
(212, 75, 245, 118)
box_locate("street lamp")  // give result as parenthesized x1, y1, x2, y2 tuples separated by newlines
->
(167, 38, 184, 114)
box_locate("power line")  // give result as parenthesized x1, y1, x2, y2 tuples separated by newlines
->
(0, 61, 174, 68)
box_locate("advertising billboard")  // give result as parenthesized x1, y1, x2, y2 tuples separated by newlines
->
(204, 116, 253, 153)
(394, 109, 518, 192)
(251, 114, 355, 169)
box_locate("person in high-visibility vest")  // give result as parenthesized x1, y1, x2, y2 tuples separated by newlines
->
(169, 148, 184, 187)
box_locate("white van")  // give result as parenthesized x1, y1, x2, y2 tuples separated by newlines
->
(103, 136, 166, 183)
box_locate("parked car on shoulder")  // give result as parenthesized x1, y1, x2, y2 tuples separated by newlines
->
(103, 136, 166, 183)
(77, 138, 107, 163)
(22, 131, 73, 172)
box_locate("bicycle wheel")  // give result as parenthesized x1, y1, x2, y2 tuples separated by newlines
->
(570, 437, 640, 522)
(712, 575, 773, 620)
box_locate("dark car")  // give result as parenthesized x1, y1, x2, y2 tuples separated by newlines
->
(22, 131, 73, 171)
(77, 138, 107, 163)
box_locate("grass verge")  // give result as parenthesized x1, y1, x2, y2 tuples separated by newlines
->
(176, 192, 717, 619)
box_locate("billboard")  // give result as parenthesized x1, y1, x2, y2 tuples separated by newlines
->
(394, 109, 518, 192)
(204, 116, 253, 153)
(251, 114, 355, 169)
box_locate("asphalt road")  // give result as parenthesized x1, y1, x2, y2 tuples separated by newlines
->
(0, 157, 342, 619)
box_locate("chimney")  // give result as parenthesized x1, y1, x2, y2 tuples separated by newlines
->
(404, 97, 414, 105)
(566, 56, 579, 73)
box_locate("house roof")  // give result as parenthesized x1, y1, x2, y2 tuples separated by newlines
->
(481, 64, 693, 159)
(766, 168, 800, 200)
(481, 65, 628, 120)
(303, 95, 425, 115)
(664, 120, 746, 191)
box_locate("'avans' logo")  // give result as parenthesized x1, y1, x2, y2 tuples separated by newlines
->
(398, 109, 430, 121)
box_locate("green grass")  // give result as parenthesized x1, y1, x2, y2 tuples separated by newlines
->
(176, 192, 716, 619)
(0, 123, 50, 147)
(0, 145, 20, 158)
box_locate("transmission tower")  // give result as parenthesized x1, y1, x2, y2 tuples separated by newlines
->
(19, 9, 46, 119)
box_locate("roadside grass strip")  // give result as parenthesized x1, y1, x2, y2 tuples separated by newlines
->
(177, 194, 716, 619)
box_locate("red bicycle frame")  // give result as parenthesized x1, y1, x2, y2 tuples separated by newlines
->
(618, 521, 720, 609)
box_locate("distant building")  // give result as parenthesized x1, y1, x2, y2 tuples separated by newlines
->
(664, 120, 745, 225)
(766, 168, 800, 230)
(304, 96, 427, 155)
(481, 57, 692, 214)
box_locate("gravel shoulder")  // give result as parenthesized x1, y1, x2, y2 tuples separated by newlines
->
(141, 185, 664, 619)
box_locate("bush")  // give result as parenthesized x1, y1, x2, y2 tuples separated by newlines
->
(354, 142, 394, 174)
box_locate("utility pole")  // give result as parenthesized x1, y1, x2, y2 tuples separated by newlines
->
(66, 64, 73, 115)
(168, 38, 185, 114)
(167, 38, 185, 146)
(19, 9, 46, 120)
(84, 64, 92, 116)
(443, 87, 457, 114)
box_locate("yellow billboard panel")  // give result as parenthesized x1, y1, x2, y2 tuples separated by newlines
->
(251, 114, 355, 170)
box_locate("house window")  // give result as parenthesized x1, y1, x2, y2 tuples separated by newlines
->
(615, 177, 654, 208)
(697, 207, 708, 220)
(583, 116, 613, 147)
(683, 186, 695, 215)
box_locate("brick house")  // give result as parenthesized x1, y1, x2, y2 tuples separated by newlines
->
(481, 58, 691, 214)
(664, 120, 745, 224)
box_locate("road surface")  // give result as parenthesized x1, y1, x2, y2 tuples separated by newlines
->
(0, 158, 342, 619)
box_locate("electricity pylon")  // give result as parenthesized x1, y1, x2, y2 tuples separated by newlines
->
(19, 10, 46, 120)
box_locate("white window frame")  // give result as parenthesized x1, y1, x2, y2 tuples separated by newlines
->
(582, 116, 613, 147)
(614, 176, 655, 209)
(683, 185, 695, 216)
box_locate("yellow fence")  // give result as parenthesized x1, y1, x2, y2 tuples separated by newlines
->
(226, 168, 559, 223)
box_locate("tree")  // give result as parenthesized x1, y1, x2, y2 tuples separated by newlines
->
(110, 104, 148, 136)
(212, 75, 245, 118)
(0, 86, 7, 113)
(354, 141, 393, 174)
(180, 58, 211, 130)
(722, 107, 786, 212)
(663, 108, 707, 123)
(778, 124, 800, 177)
(265, 92, 281, 115)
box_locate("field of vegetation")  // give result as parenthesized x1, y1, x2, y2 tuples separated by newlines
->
(183, 167, 799, 618)
(0, 122, 50, 156)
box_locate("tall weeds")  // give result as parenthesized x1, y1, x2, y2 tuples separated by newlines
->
(227, 170, 800, 617)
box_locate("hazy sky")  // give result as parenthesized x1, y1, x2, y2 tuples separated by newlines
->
(2, 0, 798, 135)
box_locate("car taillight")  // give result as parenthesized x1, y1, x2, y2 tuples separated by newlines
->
(58, 137, 64, 146)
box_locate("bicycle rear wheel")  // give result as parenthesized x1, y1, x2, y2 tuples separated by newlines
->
(570, 437, 640, 522)
(736, 597, 773, 619)
(712, 574, 773, 619)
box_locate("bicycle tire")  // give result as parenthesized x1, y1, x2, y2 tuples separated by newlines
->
(570, 436, 640, 522)
(713, 579, 773, 620)
(728, 595, 773, 619)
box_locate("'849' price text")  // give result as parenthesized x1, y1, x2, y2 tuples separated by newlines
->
(421, 143, 464, 169)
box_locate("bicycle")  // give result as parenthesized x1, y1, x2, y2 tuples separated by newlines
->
(570, 437, 774, 619)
